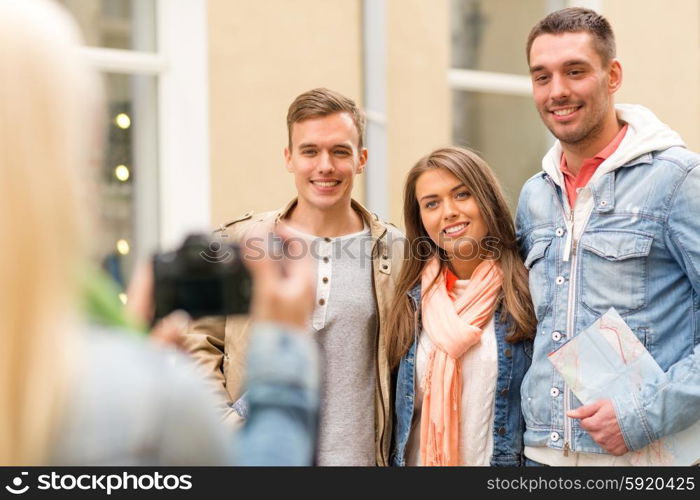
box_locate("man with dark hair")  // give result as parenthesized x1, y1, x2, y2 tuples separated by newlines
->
(185, 88, 404, 466)
(525, 7, 616, 65)
(517, 7, 700, 465)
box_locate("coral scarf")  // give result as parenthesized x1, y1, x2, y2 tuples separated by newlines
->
(419, 257, 503, 466)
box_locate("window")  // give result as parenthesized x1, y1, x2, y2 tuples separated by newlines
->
(58, 0, 209, 293)
(450, 0, 566, 211)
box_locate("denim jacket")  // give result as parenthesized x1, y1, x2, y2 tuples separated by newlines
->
(390, 283, 532, 466)
(515, 104, 700, 454)
(234, 323, 319, 465)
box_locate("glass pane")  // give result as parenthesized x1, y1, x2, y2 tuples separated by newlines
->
(451, 0, 561, 75)
(452, 90, 550, 211)
(97, 73, 159, 291)
(58, 0, 156, 51)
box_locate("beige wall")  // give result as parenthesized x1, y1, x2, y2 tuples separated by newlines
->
(208, 0, 363, 226)
(604, 0, 700, 150)
(207, 0, 700, 228)
(386, 0, 451, 226)
(208, 0, 451, 229)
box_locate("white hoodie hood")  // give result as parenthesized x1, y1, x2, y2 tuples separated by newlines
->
(541, 104, 686, 188)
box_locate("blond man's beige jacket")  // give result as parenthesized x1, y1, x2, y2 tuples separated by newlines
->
(184, 198, 405, 466)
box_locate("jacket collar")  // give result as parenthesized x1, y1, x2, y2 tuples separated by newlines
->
(541, 104, 685, 191)
(542, 150, 657, 215)
(274, 197, 388, 244)
(408, 283, 421, 308)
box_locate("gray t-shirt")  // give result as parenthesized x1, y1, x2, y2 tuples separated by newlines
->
(302, 226, 378, 465)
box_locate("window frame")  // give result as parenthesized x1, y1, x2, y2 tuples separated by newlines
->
(77, 0, 210, 256)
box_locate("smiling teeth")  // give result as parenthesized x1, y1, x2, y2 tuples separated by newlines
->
(444, 223, 467, 234)
(553, 108, 577, 116)
(313, 181, 339, 187)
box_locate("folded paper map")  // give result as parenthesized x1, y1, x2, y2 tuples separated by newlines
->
(548, 308, 700, 466)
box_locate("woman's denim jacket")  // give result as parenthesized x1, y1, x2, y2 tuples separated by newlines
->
(516, 144, 700, 453)
(390, 284, 532, 466)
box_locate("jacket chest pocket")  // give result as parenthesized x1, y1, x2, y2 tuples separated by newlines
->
(579, 230, 654, 316)
(524, 238, 553, 321)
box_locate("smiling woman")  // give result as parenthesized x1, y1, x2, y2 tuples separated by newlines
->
(386, 146, 536, 467)
(415, 168, 489, 279)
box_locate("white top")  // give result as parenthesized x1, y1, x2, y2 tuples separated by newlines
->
(525, 446, 635, 466)
(406, 279, 498, 466)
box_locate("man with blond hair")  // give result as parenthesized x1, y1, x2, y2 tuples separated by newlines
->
(186, 88, 404, 466)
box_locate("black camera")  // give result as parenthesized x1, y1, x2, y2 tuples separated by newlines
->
(153, 234, 252, 320)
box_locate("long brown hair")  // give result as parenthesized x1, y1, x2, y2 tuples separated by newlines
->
(385, 147, 536, 369)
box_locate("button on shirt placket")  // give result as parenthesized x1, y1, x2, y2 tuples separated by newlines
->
(312, 237, 333, 331)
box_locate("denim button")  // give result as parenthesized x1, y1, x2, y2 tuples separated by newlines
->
(498, 427, 506, 436)
(504, 348, 512, 358)
(600, 200, 608, 207)
(550, 432, 560, 442)
(552, 331, 562, 341)
(500, 388, 509, 397)
(556, 276, 565, 285)
(555, 228, 564, 237)
(550, 387, 560, 398)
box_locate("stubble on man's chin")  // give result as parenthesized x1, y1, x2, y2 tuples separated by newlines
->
(545, 115, 606, 153)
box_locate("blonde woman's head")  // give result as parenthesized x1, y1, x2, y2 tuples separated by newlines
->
(0, 0, 102, 464)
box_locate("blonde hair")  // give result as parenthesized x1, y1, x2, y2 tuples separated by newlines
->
(0, 0, 101, 464)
